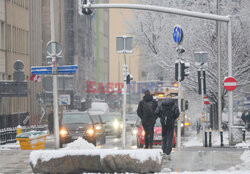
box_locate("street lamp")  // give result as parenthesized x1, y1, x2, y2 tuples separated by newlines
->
(116, 36, 133, 149)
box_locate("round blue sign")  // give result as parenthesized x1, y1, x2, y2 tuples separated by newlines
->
(173, 26, 183, 44)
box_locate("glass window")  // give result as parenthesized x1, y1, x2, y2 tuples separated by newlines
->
(91, 115, 100, 124)
(62, 113, 91, 124)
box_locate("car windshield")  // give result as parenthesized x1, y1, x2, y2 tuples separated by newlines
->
(102, 114, 120, 122)
(62, 113, 90, 124)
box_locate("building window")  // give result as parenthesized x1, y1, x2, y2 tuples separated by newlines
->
(0, 21, 4, 49)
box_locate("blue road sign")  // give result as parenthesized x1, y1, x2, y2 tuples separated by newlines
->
(173, 25, 183, 44)
(31, 65, 78, 75)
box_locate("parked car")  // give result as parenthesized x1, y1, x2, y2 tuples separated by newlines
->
(59, 111, 105, 147)
(101, 112, 122, 138)
(135, 118, 176, 148)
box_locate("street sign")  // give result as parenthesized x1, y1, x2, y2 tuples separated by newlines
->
(194, 52, 208, 64)
(31, 65, 78, 75)
(116, 36, 133, 54)
(59, 94, 71, 105)
(224, 77, 237, 91)
(204, 96, 210, 105)
(173, 25, 183, 44)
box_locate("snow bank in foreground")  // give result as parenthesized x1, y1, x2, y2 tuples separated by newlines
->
(228, 150, 250, 171)
(169, 171, 250, 174)
(30, 149, 162, 167)
(63, 137, 97, 150)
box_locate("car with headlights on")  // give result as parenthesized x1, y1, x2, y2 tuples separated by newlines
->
(101, 112, 122, 138)
(59, 111, 100, 147)
(88, 114, 106, 144)
(135, 118, 176, 148)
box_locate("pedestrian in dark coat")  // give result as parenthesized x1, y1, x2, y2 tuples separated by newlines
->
(137, 90, 157, 149)
(155, 98, 179, 155)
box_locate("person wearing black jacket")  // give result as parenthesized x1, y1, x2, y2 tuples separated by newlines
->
(137, 90, 157, 149)
(155, 98, 179, 155)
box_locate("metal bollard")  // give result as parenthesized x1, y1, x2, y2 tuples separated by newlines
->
(220, 131, 224, 147)
(242, 128, 246, 142)
(209, 130, 212, 147)
(205, 131, 208, 147)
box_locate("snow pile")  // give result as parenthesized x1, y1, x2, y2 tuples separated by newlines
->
(240, 150, 250, 163)
(229, 150, 250, 171)
(235, 142, 250, 149)
(62, 137, 97, 150)
(30, 149, 162, 167)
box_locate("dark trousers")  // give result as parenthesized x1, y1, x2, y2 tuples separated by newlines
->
(162, 121, 174, 155)
(142, 122, 154, 148)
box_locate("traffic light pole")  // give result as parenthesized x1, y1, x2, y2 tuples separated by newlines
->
(200, 64, 205, 146)
(177, 51, 182, 151)
(122, 53, 127, 149)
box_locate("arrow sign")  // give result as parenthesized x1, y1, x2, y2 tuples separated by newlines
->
(224, 77, 237, 91)
(173, 25, 183, 44)
(204, 96, 210, 105)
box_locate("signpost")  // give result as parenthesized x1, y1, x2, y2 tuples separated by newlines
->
(116, 36, 133, 149)
(173, 25, 184, 151)
(224, 77, 237, 91)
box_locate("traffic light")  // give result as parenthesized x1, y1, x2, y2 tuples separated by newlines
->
(175, 62, 178, 81)
(198, 70, 206, 94)
(175, 61, 190, 81)
(126, 73, 133, 84)
(180, 62, 190, 81)
(82, 0, 93, 15)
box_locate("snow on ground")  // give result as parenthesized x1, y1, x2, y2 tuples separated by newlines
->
(183, 132, 203, 147)
(30, 137, 162, 167)
(0, 142, 20, 150)
(183, 131, 230, 147)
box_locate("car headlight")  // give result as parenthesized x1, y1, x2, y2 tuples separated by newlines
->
(142, 130, 145, 136)
(132, 129, 138, 135)
(60, 128, 68, 136)
(181, 123, 184, 127)
(113, 119, 120, 129)
(95, 125, 102, 130)
(184, 122, 190, 126)
(86, 128, 94, 136)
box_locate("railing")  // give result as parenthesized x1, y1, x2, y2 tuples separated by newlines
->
(0, 125, 47, 145)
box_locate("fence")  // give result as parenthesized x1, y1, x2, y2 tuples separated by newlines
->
(0, 125, 47, 145)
